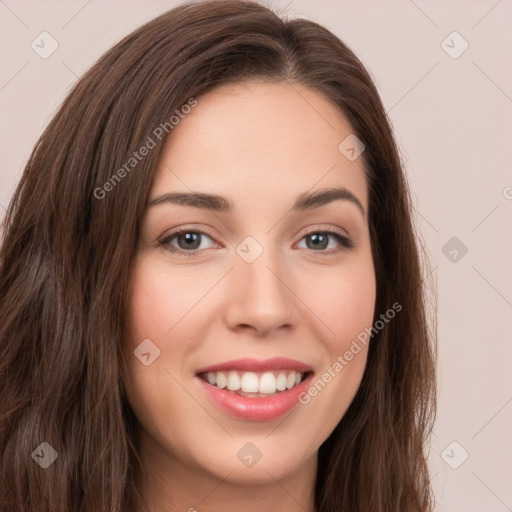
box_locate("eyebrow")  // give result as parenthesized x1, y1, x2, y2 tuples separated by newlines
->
(148, 186, 366, 218)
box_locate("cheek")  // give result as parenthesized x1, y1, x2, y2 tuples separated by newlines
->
(331, 272, 376, 349)
(123, 261, 204, 446)
(127, 257, 210, 345)
(291, 254, 375, 431)
(123, 260, 184, 396)
(294, 252, 376, 352)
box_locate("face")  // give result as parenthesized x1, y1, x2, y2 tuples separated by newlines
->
(124, 81, 376, 489)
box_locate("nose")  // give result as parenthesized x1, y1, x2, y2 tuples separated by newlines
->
(223, 250, 297, 337)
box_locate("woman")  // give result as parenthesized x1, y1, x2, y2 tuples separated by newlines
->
(0, 1, 437, 511)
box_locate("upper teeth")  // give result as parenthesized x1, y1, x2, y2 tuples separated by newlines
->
(202, 370, 303, 394)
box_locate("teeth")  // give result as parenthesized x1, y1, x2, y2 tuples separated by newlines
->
(202, 370, 306, 394)
(286, 372, 295, 390)
(240, 372, 259, 392)
(227, 371, 240, 391)
(276, 373, 287, 391)
(215, 372, 227, 389)
(259, 372, 276, 394)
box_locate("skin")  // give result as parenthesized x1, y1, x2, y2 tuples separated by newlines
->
(124, 80, 376, 512)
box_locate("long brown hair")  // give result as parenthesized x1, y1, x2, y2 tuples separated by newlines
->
(0, 1, 437, 510)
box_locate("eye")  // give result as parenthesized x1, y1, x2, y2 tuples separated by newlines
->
(158, 229, 218, 255)
(158, 228, 354, 256)
(297, 230, 354, 254)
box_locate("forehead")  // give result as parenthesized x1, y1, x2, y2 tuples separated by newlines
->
(151, 81, 368, 212)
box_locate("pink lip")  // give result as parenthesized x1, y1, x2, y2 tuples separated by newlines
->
(195, 357, 313, 374)
(196, 371, 314, 421)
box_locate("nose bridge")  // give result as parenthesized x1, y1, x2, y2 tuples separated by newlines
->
(223, 237, 295, 334)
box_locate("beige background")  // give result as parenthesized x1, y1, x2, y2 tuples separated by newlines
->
(1, 0, 511, 510)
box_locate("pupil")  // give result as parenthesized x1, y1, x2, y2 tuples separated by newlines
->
(179, 233, 200, 250)
(308, 233, 327, 250)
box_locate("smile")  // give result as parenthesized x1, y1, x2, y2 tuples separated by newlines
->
(195, 357, 314, 420)
(199, 370, 306, 396)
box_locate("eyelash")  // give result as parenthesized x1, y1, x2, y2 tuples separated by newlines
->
(158, 227, 355, 256)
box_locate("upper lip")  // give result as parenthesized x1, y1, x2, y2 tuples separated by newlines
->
(196, 357, 313, 374)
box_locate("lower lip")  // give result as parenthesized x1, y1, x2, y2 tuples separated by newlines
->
(196, 373, 314, 421)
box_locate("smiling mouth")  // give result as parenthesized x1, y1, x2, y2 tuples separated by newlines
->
(198, 370, 313, 398)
